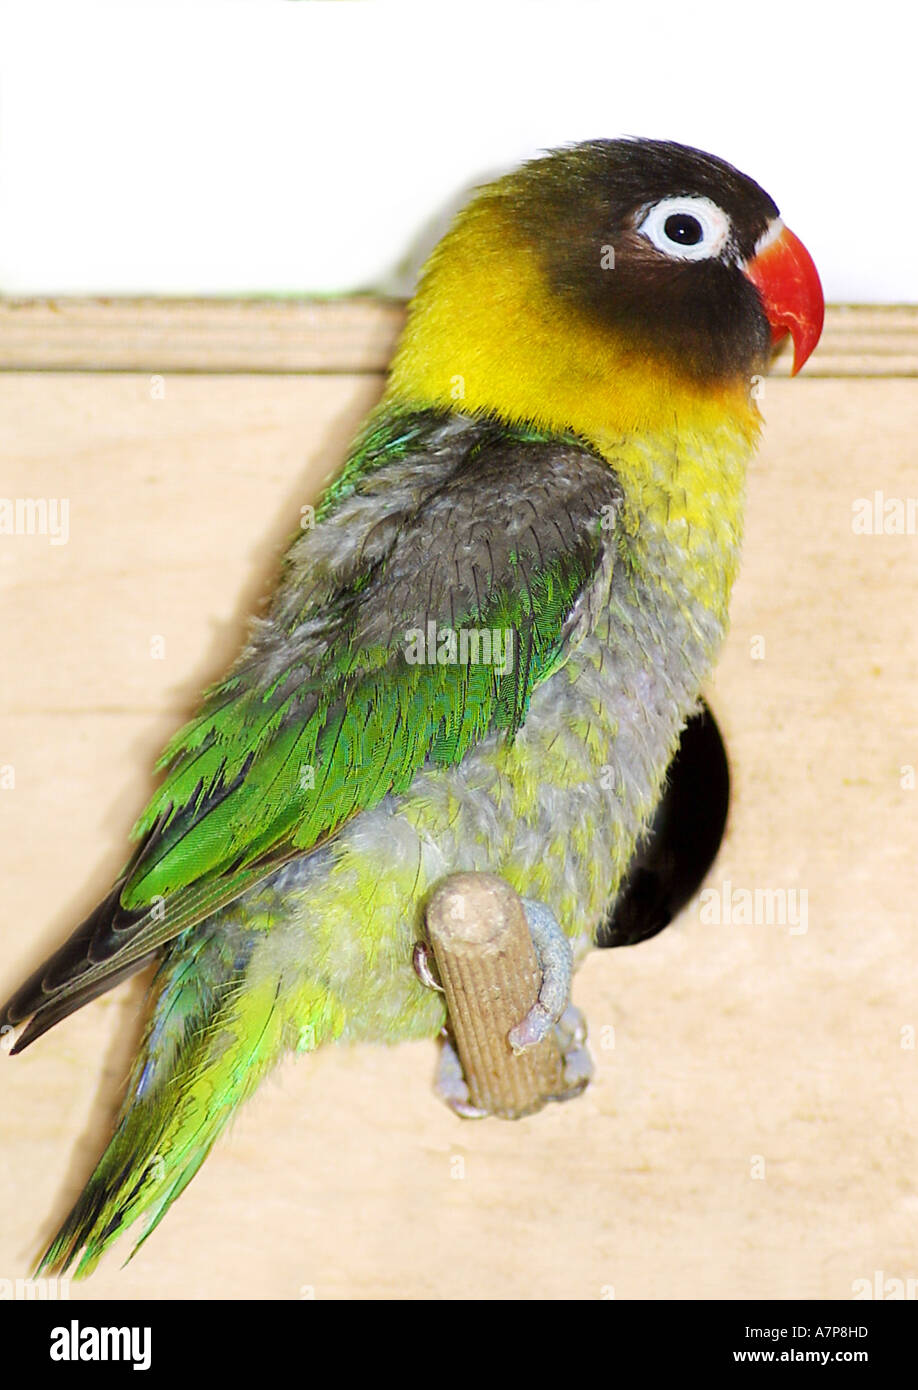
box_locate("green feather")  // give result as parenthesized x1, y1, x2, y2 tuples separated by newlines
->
(119, 408, 601, 913)
(123, 551, 588, 908)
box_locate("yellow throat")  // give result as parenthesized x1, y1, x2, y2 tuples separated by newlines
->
(386, 193, 762, 617)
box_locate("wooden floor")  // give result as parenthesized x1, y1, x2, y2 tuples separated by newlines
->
(1, 302, 916, 1299)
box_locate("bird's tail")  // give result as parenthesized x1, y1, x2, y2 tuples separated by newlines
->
(36, 919, 320, 1278)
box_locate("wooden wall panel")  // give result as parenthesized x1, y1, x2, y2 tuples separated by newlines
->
(0, 305, 916, 1299)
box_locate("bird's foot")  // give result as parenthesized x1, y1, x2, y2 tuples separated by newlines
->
(433, 1029, 489, 1119)
(432, 1007, 591, 1116)
(508, 902, 592, 1101)
(506, 899, 574, 1051)
(552, 1001, 594, 1100)
(416, 896, 593, 1115)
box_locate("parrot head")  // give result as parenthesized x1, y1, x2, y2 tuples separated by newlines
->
(388, 136, 824, 435)
(505, 136, 824, 380)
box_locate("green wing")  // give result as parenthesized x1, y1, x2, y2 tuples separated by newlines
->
(2, 409, 622, 1047)
(126, 550, 581, 901)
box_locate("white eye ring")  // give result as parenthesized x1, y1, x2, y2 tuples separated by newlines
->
(636, 195, 732, 261)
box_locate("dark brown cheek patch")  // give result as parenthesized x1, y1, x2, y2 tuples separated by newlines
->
(540, 217, 770, 385)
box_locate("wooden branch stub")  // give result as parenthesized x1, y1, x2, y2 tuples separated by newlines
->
(425, 873, 565, 1119)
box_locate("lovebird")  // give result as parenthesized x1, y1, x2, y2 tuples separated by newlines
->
(2, 137, 823, 1275)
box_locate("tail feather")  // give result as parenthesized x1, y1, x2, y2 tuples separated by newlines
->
(36, 921, 296, 1278)
(11, 953, 159, 1053)
(2, 881, 144, 1034)
(1, 860, 289, 1054)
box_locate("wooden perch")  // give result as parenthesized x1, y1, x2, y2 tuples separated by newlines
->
(425, 873, 566, 1119)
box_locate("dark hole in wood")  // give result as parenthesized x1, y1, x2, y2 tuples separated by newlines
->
(597, 701, 730, 948)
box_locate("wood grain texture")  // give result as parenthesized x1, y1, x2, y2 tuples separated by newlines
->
(0, 347, 916, 1299)
(0, 298, 404, 373)
(426, 874, 566, 1118)
(0, 298, 916, 375)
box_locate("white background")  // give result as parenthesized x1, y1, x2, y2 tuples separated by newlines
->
(0, 0, 913, 302)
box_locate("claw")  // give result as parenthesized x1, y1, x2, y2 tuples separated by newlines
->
(413, 940, 444, 992)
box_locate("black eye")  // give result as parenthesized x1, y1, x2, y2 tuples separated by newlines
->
(663, 213, 703, 246)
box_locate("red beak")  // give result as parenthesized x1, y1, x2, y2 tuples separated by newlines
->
(743, 222, 824, 375)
